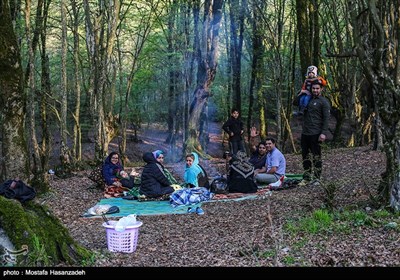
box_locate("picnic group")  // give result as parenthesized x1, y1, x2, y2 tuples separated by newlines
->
(92, 65, 330, 212)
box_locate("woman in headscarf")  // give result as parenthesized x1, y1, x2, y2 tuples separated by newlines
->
(102, 152, 124, 187)
(152, 150, 179, 185)
(139, 151, 174, 198)
(184, 152, 210, 189)
(102, 151, 138, 189)
(227, 151, 258, 193)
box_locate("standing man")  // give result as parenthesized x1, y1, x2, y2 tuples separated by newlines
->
(254, 137, 286, 185)
(222, 108, 245, 155)
(299, 79, 330, 186)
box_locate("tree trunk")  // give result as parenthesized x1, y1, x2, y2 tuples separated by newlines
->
(349, 0, 400, 209)
(71, 0, 82, 161)
(228, 0, 244, 111)
(0, 0, 29, 181)
(38, 0, 51, 183)
(295, 0, 311, 70)
(60, 0, 70, 166)
(222, 3, 232, 118)
(25, 0, 44, 183)
(247, 5, 264, 143)
(0, 1, 90, 266)
(184, 0, 223, 157)
(296, 0, 321, 69)
(0, 197, 90, 266)
(83, 0, 121, 161)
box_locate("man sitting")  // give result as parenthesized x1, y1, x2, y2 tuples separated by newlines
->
(254, 137, 286, 185)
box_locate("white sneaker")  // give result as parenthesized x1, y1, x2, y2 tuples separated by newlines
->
(268, 175, 285, 188)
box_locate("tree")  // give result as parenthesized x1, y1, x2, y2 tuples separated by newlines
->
(0, 0, 90, 265)
(228, 0, 245, 111)
(295, 0, 321, 70)
(0, 0, 29, 181)
(349, 0, 400, 210)
(83, 0, 120, 162)
(184, 0, 224, 157)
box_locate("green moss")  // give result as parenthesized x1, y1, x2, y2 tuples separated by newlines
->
(0, 197, 91, 266)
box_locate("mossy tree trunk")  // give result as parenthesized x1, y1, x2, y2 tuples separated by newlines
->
(349, 0, 400, 209)
(0, 197, 90, 266)
(0, 0, 29, 181)
(0, 1, 92, 265)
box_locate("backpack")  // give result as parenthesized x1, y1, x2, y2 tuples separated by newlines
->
(0, 180, 36, 203)
(210, 177, 229, 194)
(88, 165, 106, 189)
(198, 164, 210, 190)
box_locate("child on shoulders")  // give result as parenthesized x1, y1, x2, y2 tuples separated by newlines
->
(296, 65, 327, 115)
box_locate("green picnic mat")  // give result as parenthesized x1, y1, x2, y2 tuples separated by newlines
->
(83, 192, 263, 218)
(83, 198, 196, 217)
(257, 173, 303, 189)
(285, 173, 303, 180)
(83, 174, 302, 218)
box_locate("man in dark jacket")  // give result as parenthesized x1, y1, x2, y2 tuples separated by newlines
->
(222, 108, 245, 155)
(299, 79, 330, 186)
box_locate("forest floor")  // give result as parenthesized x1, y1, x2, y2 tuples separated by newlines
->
(39, 121, 400, 268)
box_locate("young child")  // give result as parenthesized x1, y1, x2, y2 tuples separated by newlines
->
(297, 65, 327, 114)
(117, 169, 139, 189)
(184, 152, 210, 189)
(222, 108, 245, 155)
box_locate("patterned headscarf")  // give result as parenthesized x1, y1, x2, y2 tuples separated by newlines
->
(231, 151, 254, 178)
(152, 150, 164, 159)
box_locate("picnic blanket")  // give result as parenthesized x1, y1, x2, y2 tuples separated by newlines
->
(256, 173, 303, 190)
(82, 192, 266, 218)
(82, 198, 195, 217)
(82, 174, 302, 218)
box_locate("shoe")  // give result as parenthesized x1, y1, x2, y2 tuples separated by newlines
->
(269, 175, 285, 188)
(196, 207, 204, 215)
(187, 207, 196, 214)
(298, 179, 309, 187)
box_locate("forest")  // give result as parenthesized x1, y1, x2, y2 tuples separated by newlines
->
(0, 0, 399, 267)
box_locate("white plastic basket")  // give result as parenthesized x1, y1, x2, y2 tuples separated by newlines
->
(102, 220, 143, 253)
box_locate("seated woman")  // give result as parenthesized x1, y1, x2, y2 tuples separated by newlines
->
(184, 152, 210, 189)
(102, 152, 138, 189)
(249, 141, 268, 170)
(152, 150, 179, 185)
(227, 151, 258, 193)
(139, 152, 174, 199)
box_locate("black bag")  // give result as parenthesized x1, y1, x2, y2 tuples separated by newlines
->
(0, 180, 36, 203)
(198, 164, 210, 190)
(210, 177, 229, 194)
(88, 165, 105, 188)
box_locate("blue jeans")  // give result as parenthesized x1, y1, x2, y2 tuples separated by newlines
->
(299, 94, 311, 111)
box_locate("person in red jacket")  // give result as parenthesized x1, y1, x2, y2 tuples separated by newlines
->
(296, 65, 327, 115)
